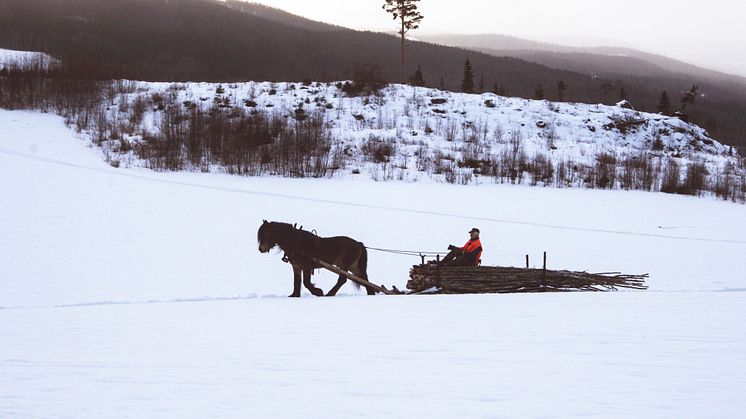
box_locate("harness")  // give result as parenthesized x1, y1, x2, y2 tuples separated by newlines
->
(281, 224, 320, 264)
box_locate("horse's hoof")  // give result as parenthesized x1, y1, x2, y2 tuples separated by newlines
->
(288, 293, 300, 298)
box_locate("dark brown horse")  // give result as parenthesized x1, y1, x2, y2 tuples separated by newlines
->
(257, 220, 374, 297)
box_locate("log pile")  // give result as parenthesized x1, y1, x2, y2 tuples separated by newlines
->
(407, 264, 648, 294)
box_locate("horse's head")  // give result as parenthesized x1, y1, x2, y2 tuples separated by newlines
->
(257, 220, 278, 253)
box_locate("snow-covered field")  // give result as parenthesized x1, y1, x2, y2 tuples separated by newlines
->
(1, 109, 745, 417)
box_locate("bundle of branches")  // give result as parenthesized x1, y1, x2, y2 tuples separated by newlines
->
(407, 265, 648, 294)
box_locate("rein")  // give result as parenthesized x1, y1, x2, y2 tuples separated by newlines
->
(365, 246, 447, 265)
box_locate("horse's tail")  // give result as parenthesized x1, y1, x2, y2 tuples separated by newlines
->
(351, 241, 369, 290)
(359, 242, 369, 280)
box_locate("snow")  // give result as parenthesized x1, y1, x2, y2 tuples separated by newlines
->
(1, 109, 746, 417)
(0, 48, 58, 71)
(2, 293, 745, 418)
(616, 99, 634, 109)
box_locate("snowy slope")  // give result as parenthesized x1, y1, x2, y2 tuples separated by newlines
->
(92, 80, 742, 192)
(1, 109, 745, 417)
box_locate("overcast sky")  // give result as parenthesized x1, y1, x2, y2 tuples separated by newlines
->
(247, 0, 746, 77)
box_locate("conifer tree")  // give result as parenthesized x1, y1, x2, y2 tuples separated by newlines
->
(461, 59, 474, 93)
(681, 85, 699, 110)
(409, 65, 425, 86)
(601, 81, 614, 102)
(658, 90, 672, 115)
(534, 84, 545, 100)
(556, 80, 568, 102)
(382, 0, 424, 84)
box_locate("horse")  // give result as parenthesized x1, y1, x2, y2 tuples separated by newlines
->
(257, 220, 374, 297)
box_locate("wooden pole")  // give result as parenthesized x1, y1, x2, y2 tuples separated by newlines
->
(311, 257, 397, 295)
(526, 255, 529, 269)
(542, 252, 547, 289)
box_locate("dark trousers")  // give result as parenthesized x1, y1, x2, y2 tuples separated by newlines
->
(440, 249, 473, 267)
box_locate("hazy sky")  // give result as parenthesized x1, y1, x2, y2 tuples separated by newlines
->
(247, 0, 746, 77)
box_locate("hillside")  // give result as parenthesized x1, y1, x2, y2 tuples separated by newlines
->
(3, 56, 742, 202)
(0, 48, 57, 71)
(420, 35, 746, 148)
(0, 0, 585, 87)
(0, 0, 745, 147)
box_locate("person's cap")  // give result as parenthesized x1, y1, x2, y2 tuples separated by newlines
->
(469, 228, 480, 234)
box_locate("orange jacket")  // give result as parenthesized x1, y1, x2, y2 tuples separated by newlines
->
(461, 238, 482, 265)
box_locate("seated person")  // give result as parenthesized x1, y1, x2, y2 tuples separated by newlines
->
(440, 228, 482, 266)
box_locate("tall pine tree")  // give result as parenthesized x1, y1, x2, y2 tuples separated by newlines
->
(382, 0, 424, 84)
(658, 90, 672, 115)
(461, 59, 474, 93)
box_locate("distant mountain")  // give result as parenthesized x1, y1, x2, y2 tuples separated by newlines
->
(420, 34, 578, 53)
(420, 34, 746, 87)
(0, 0, 744, 147)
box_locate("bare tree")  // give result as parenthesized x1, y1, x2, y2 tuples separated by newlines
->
(382, 0, 424, 84)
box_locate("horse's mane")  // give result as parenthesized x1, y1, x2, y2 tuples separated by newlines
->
(270, 221, 316, 238)
(268, 221, 320, 254)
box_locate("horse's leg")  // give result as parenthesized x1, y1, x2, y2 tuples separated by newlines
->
(303, 268, 324, 297)
(326, 274, 347, 297)
(289, 266, 302, 298)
